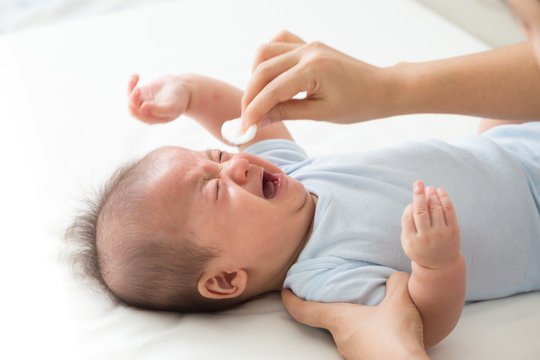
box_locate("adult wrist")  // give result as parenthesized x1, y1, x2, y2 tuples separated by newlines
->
(380, 61, 419, 118)
(346, 60, 408, 122)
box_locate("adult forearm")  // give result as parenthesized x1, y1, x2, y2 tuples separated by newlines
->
(387, 42, 540, 120)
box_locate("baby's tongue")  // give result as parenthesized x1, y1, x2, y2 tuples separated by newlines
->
(263, 179, 276, 199)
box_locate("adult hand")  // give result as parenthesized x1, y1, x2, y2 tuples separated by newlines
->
(241, 30, 397, 130)
(281, 272, 429, 360)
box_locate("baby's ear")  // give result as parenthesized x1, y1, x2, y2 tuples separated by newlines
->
(197, 270, 247, 299)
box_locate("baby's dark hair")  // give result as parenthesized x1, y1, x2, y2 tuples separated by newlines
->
(64, 154, 242, 313)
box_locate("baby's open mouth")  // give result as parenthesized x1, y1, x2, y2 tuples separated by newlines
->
(262, 171, 280, 199)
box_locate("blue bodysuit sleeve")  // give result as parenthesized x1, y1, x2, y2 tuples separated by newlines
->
(243, 139, 309, 171)
(284, 259, 396, 306)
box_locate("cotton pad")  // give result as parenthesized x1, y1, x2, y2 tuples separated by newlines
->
(221, 118, 258, 145)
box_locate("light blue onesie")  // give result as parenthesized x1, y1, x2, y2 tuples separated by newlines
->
(244, 123, 540, 306)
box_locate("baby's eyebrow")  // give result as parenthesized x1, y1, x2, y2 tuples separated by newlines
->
(197, 150, 221, 202)
(199, 149, 220, 182)
(203, 149, 220, 161)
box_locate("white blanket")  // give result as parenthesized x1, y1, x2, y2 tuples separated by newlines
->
(1, 0, 539, 359)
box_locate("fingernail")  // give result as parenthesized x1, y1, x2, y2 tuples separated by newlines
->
(427, 186, 435, 193)
(240, 119, 250, 132)
(437, 188, 446, 195)
(414, 181, 424, 191)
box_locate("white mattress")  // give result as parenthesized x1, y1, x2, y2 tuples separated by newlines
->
(1, 0, 539, 359)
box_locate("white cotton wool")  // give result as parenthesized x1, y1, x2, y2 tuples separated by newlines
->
(221, 118, 258, 145)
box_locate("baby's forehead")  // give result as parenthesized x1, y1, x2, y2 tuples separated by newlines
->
(143, 146, 202, 178)
(147, 145, 197, 163)
(139, 146, 212, 202)
(146, 146, 212, 165)
(98, 147, 209, 252)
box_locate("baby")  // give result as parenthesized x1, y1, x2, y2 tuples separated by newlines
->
(67, 73, 540, 348)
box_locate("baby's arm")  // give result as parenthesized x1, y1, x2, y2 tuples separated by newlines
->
(127, 74, 292, 150)
(400, 181, 466, 349)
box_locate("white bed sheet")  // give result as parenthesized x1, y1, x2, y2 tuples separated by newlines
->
(1, 0, 539, 359)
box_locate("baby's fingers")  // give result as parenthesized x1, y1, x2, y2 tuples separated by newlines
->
(412, 181, 430, 231)
(127, 74, 140, 95)
(140, 102, 168, 121)
(141, 100, 174, 117)
(401, 204, 416, 234)
(437, 188, 458, 229)
(426, 186, 445, 227)
(128, 87, 143, 110)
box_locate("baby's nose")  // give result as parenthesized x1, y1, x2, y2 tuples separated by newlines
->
(223, 156, 250, 184)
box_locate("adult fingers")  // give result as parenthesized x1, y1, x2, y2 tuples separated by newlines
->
(281, 289, 328, 329)
(270, 30, 306, 44)
(242, 49, 301, 113)
(259, 97, 322, 126)
(382, 271, 411, 305)
(243, 64, 316, 128)
(382, 272, 424, 345)
(252, 42, 302, 73)
(412, 180, 431, 231)
(251, 30, 305, 72)
(281, 289, 364, 332)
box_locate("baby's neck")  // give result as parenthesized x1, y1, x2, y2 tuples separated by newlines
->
(292, 193, 318, 263)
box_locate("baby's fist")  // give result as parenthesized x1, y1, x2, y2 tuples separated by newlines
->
(400, 181, 461, 270)
(127, 74, 190, 124)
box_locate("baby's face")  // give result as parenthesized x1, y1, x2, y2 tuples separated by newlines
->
(141, 146, 315, 282)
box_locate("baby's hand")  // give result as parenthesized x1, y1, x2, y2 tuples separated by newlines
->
(401, 181, 461, 270)
(127, 74, 190, 124)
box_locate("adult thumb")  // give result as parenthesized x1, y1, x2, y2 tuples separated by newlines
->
(257, 99, 321, 130)
(382, 271, 412, 305)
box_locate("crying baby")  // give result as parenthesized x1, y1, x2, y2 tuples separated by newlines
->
(82, 144, 317, 312)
